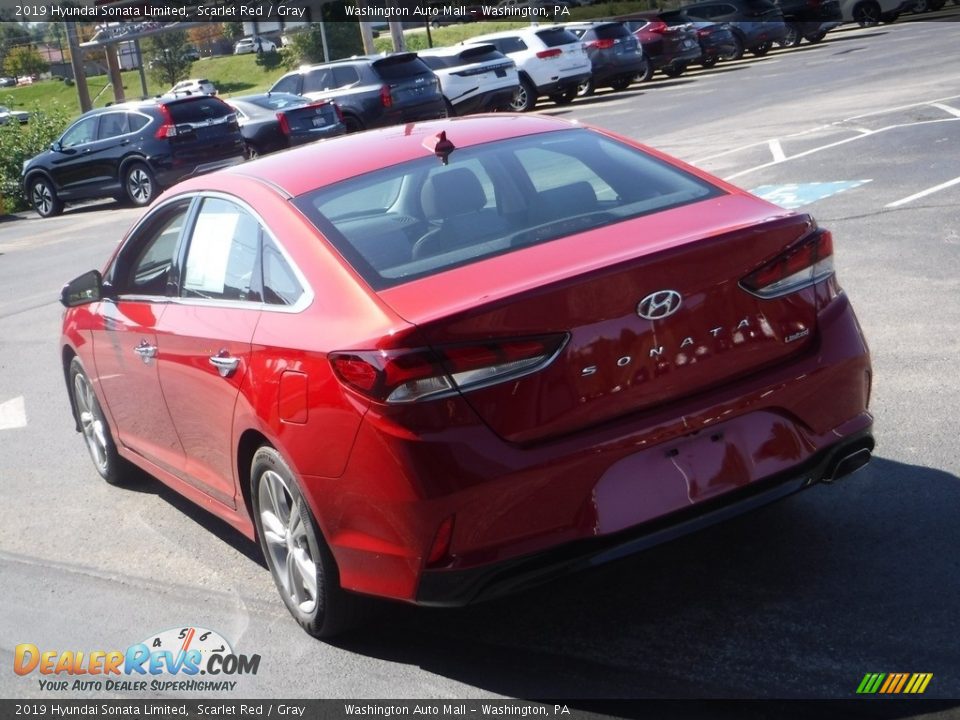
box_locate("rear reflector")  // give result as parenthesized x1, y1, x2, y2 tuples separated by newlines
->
(426, 516, 455, 567)
(740, 229, 835, 298)
(330, 334, 568, 404)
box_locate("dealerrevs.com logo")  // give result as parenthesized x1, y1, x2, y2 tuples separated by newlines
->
(14, 626, 260, 693)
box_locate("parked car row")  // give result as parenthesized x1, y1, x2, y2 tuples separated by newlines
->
(20, 92, 346, 218)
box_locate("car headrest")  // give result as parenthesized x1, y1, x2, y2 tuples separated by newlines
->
(421, 168, 487, 220)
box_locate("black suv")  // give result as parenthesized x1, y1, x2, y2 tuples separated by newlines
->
(772, 0, 842, 45)
(22, 95, 244, 218)
(269, 54, 447, 133)
(564, 22, 647, 97)
(679, 0, 788, 56)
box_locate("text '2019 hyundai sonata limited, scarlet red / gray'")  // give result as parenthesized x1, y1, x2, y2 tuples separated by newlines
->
(60, 115, 873, 638)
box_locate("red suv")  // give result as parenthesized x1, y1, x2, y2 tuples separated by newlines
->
(61, 116, 873, 638)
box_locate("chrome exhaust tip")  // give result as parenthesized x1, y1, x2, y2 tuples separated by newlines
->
(825, 446, 873, 483)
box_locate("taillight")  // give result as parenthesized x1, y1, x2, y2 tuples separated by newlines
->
(588, 39, 616, 50)
(697, 28, 712, 37)
(379, 84, 393, 108)
(648, 21, 668, 34)
(276, 111, 291, 135)
(741, 230, 835, 298)
(332, 102, 344, 122)
(330, 335, 568, 404)
(154, 104, 177, 138)
(536, 48, 562, 59)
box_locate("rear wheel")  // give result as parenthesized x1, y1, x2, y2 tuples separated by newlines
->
(853, 0, 881, 26)
(700, 56, 719, 69)
(662, 63, 686, 78)
(879, 10, 900, 21)
(245, 143, 261, 160)
(549, 87, 577, 105)
(124, 163, 157, 207)
(341, 113, 364, 133)
(751, 41, 772, 57)
(576, 78, 594, 97)
(780, 24, 802, 47)
(610, 75, 633, 91)
(635, 58, 655, 83)
(804, 30, 828, 42)
(509, 78, 537, 112)
(727, 34, 745, 60)
(252, 446, 359, 638)
(29, 175, 63, 218)
(69, 358, 127, 486)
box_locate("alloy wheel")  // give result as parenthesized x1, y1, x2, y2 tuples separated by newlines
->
(127, 167, 153, 204)
(32, 181, 53, 216)
(73, 372, 109, 475)
(258, 469, 318, 615)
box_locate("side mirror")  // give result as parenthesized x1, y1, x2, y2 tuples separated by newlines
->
(60, 270, 103, 307)
(50, 141, 62, 152)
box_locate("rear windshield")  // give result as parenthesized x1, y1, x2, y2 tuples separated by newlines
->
(372, 55, 433, 80)
(536, 28, 581, 47)
(248, 93, 309, 110)
(594, 23, 632, 39)
(292, 129, 722, 291)
(167, 97, 231, 123)
(420, 46, 504, 70)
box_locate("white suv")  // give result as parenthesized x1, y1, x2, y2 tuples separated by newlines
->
(464, 27, 592, 112)
(167, 78, 217, 97)
(417, 44, 519, 115)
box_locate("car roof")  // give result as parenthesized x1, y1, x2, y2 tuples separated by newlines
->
(187, 115, 580, 198)
(417, 43, 495, 56)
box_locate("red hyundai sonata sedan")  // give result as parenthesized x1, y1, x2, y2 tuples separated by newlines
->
(60, 115, 873, 637)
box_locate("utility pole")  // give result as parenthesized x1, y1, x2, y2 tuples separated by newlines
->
(105, 44, 125, 104)
(389, 21, 406, 52)
(65, 22, 91, 113)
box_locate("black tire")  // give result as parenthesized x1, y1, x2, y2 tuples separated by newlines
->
(69, 358, 127, 486)
(751, 41, 772, 57)
(123, 162, 157, 207)
(700, 56, 719, 69)
(879, 11, 900, 21)
(804, 30, 828, 42)
(245, 143, 261, 160)
(727, 34, 745, 61)
(341, 113, 364, 133)
(928, 0, 945, 9)
(251, 446, 359, 638)
(549, 87, 577, 105)
(509, 78, 537, 112)
(911, 0, 928, 10)
(635, 58, 655, 83)
(610, 75, 633, 91)
(780, 24, 802, 47)
(28, 175, 63, 218)
(662, 63, 686, 78)
(853, 0, 881, 26)
(576, 78, 595, 97)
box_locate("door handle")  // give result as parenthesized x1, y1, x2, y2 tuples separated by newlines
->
(133, 341, 157, 363)
(209, 352, 240, 378)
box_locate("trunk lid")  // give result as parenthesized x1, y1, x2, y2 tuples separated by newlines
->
(378, 196, 820, 444)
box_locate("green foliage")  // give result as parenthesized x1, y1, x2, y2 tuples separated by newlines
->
(287, 10, 364, 63)
(143, 31, 193, 88)
(0, 104, 70, 214)
(223, 22, 245, 42)
(255, 48, 284, 71)
(0, 22, 31, 73)
(3, 46, 50, 80)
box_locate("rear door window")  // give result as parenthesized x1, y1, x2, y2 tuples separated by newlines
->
(303, 67, 333, 93)
(182, 198, 262, 302)
(332, 66, 360, 87)
(97, 112, 130, 139)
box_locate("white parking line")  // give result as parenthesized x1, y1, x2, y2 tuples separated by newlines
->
(930, 103, 960, 118)
(886, 175, 960, 208)
(769, 139, 786, 163)
(843, 93, 960, 121)
(0, 396, 27, 430)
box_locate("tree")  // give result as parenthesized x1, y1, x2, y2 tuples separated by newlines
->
(0, 22, 31, 73)
(189, 23, 224, 57)
(3, 46, 50, 81)
(287, 7, 363, 64)
(222, 22, 244, 42)
(144, 31, 193, 88)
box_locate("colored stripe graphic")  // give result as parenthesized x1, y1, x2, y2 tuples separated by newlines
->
(857, 673, 932, 694)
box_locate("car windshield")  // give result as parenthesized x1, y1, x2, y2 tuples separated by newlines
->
(292, 129, 722, 291)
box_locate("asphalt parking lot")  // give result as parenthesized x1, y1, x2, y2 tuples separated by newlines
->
(1, 17, 959, 703)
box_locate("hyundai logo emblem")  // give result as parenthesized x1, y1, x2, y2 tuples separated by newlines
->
(637, 290, 682, 320)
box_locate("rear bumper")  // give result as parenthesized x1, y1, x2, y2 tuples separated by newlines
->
(416, 426, 873, 606)
(535, 72, 593, 96)
(310, 292, 872, 604)
(589, 58, 647, 84)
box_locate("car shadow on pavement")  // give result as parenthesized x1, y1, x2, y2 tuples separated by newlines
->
(321, 456, 960, 701)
